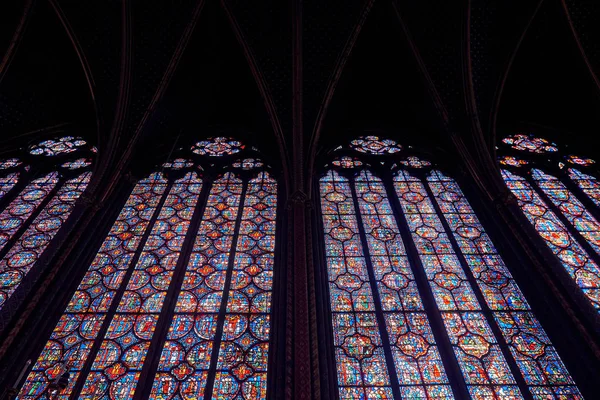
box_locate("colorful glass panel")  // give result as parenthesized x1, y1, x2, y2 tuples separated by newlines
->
(532, 168, 600, 255)
(569, 168, 600, 208)
(61, 158, 92, 170)
(331, 156, 363, 169)
(0, 172, 91, 309)
(162, 158, 194, 170)
(502, 134, 558, 154)
(18, 173, 168, 399)
(502, 169, 600, 311)
(354, 170, 452, 397)
(394, 171, 522, 398)
(232, 158, 265, 170)
(399, 156, 432, 169)
(0, 158, 22, 170)
(150, 172, 243, 399)
(0, 172, 19, 201)
(80, 172, 201, 398)
(320, 170, 394, 398)
(0, 172, 60, 253)
(29, 136, 88, 156)
(350, 136, 402, 155)
(212, 172, 277, 399)
(566, 155, 595, 167)
(429, 170, 581, 397)
(499, 156, 529, 168)
(192, 137, 244, 157)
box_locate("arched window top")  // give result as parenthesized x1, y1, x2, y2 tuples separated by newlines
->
(19, 138, 279, 400)
(502, 133, 558, 154)
(191, 136, 245, 156)
(350, 135, 402, 155)
(28, 135, 89, 157)
(499, 132, 600, 320)
(318, 138, 581, 398)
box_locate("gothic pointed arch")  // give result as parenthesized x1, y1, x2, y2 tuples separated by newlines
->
(17, 136, 279, 400)
(317, 134, 581, 399)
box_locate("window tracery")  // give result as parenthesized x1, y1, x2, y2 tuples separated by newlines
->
(319, 138, 581, 399)
(18, 139, 277, 400)
(0, 136, 94, 312)
(499, 133, 600, 315)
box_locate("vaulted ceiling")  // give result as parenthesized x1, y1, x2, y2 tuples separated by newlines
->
(0, 0, 599, 195)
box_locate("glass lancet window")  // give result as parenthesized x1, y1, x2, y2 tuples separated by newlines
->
(499, 133, 600, 314)
(319, 138, 581, 399)
(0, 136, 94, 313)
(18, 140, 278, 400)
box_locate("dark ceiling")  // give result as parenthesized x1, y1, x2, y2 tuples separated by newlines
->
(0, 0, 599, 193)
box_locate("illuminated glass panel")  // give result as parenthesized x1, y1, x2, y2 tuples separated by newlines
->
(320, 170, 394, 399)
(18, 173, 168, 399)
(0, 172, 60, 252)
(80, 172, 201, 398)
(29, 136, 88, 156)
(502, 134, 558, 154)
(394, 171, 522, 398)
(150, 173, 243, 399)
(354, 170, 452, 398)
(569, 168, 600, 208)
(566, 155, 595, 167)
(162, 158, 194, 170)
(532, 169, 600, 256)
(0, 158, 22, 170)
(499, 156, 529, 168)
(232, 158, 265, 170)
(61, 158, 92, 170)
(0, 172, 91, 308)
(192, 137, 244, 157)
(429, 170, 581, 398)
(350, 136, 402, 155)
(502, 169, 600, 311)
(0, 172, 19, 201)
(399, 156, 432, 169)
(331, 156, 363, 169)
(212, 171, 277, 399)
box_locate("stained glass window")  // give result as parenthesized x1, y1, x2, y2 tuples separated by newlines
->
(502, 169, 600, 311)
(0, 136, 95, 315)
(429, 171, 580, 397)
(569, 168, 600, 207)
(232, 158, 265, 170)
(192, 137, 244, 156)
(398, 156, 432, 169)
(350, 136, 402, 155)
(502, 134, 558, 154)
(566, 155, 595, 167)
(319, 140, 581, 399)
(29, 136, 88, 156)
(499, 134, 600, 315)
(331, 156, 363, 169)
(19, 137, 278, 400)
